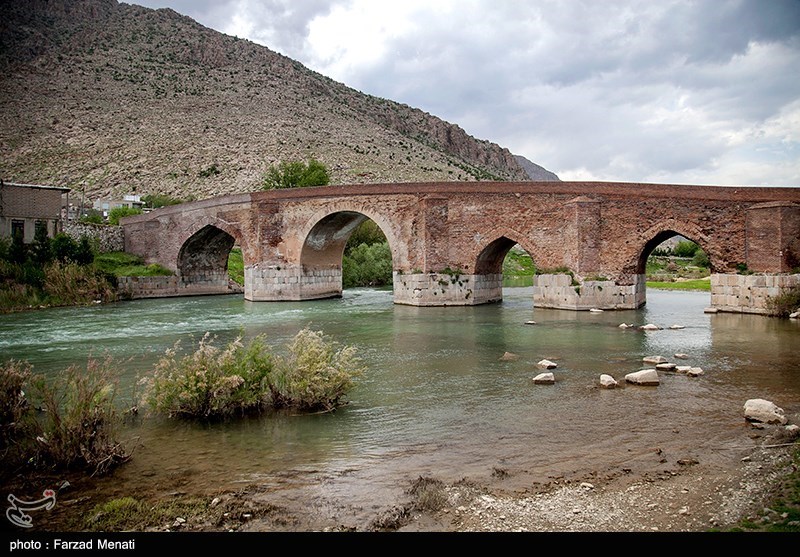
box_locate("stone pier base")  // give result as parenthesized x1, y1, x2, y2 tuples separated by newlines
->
(710, 273, 800, 314)
(244, 265, 342, 301)
(533, 274, 647, 310)
(393, 272, 502, 306)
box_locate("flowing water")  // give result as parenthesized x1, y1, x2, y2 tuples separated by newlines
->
(1, 287, 798, 523)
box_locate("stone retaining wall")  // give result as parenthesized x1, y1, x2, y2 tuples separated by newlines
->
(63, 222, 125, 253)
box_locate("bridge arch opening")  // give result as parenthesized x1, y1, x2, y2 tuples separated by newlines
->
(637, 229, 713, 299)
(300, 211, 395, 297)
(475, 236, 537, 287)
(178, 224, 238, 290)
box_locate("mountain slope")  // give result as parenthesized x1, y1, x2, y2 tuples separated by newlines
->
(0, 0, 558, 202)
(514, 155, 560, 181)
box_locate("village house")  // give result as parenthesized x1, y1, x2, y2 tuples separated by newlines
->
(0, 180, 70, 243)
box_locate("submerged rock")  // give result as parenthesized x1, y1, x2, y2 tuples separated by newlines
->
(625, 369, 660, 386)
(674, 353, 690, 359)
(640, 324, 661, 331)
(744, 399, 787, 425)
(500, 352, 519, 362)
(537, 359, 558, 369)
(669, 324, 685, 330)
(643, 356, 667, 364)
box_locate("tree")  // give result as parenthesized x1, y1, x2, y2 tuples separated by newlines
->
(673, 240, 699, 258)
(30, 224, 52, 265)
(108, 206, 143, 226)
(262, 159, 330, 190)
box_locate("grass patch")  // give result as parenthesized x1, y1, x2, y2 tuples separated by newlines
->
(83, 496, 210, 531)
(647, 279, 711, 292)
(409, 476, 448, 512)
(766, 285, 800, 318)
(228, 247, 244, 286)
(93, 252, 173, 277)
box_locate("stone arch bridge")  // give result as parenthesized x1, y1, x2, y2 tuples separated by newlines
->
(121, 181, 800, 314)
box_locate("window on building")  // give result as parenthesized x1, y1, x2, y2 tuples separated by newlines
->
(35, 220, 48, 238)
(11, 220, 24, 240)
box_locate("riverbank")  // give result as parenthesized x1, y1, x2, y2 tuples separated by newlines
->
(13, 419, 797, 533)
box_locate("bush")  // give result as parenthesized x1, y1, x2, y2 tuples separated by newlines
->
(228, 247, 244, 286)
(146, 334, 275, 420)
(43, 261, 117, 306)
(29, 356, 130, 475)
(692, 249, 710, 268)
(673, 240, 699, 258)
(342, 241, 393, 288)
(766, 285, 800, 318)
(108, 206, 143, 226)
(271, 328, 364, 412)
(0, 359, 33, 452)
(141, 193, 184, 209)
(346, 220, 387, 252)
(262, 158, 330, 190)
(79, 213, 104, 225)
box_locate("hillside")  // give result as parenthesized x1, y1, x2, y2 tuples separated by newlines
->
(0, 0, 558, 202)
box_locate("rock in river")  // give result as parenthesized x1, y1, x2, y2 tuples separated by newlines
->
(744, 399, 787, 425)
(625, 369, 660, 386)
(533, 372, 555, 385)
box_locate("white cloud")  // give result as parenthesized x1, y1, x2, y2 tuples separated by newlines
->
(127, 0, 800, 186)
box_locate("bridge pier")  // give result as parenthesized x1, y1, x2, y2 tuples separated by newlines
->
(710, 273, 800, 314)
(533, 274, 647, 310)
(393, 272, 503, 306)
(244, 264, 343, 301)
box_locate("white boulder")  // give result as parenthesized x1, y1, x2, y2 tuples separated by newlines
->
(625, 369, 660, 386)
(533, 373, 555, 385)
(674, 353, 690, 360)
(789, 311, 799, 319)
(599, 374, 618, 389)
(537, 359, 558, 369)
(655, 362, 677, 371)
(589, 308, 604, 313)
(687, 367, 704, 377)
(676, 366, 693, 374)
(643, 356, 667, 364)
(744, 399, 787, 425)
(525, 320, 537, 325)
(640, 324, 661, 331)
(669, 324, 686, 330)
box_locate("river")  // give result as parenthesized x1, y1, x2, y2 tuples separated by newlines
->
(1, 287, 798, 527)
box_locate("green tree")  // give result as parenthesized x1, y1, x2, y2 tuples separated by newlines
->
(262, 159, 330, 190)
(7, 233, 26, 265)
(108, 206, 143, 225)
(30, 224, 52, 265)
(692, 249, 710, 268)
(142, 193, 184, 208)
(673, 240, 699, 258)
(51, 233, 79, 263)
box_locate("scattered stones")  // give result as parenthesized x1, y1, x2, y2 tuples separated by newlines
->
(500, 352, 519, 361)
(643, 356, 667, 364)
(533, 372, 555, 385)
(639, 324, 661, 331)
(625, 369, 660, 386)
(668, 324, 685, 330)
(599, 374, 618, 389)
(655, 362, 677, 371)
(537, 359, 558, 369)
(743, 399, 788, 425)
(674, 353, 690, 359)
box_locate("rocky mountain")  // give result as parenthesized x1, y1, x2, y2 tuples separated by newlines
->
(514, 155, 560, 181)
(0, 0, 558, 202)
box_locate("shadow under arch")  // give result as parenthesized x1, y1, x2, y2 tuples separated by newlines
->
(298, 210, 396, 299)
(178, 224, 237, 289)
(473, 235, 539, 303)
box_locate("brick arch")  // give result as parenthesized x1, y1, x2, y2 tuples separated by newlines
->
(620, 218, 723, 275)
(175, 216, 246, 280)
(297, 205, 403, 272)
(472, 228, 540, 275)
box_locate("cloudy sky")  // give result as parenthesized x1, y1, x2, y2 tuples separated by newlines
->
(128, 0, 800, 187)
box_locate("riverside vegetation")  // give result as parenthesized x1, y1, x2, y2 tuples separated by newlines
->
(0, 329, 363, 484)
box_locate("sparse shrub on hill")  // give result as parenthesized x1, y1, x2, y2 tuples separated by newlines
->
(262, 159, 330, 190)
